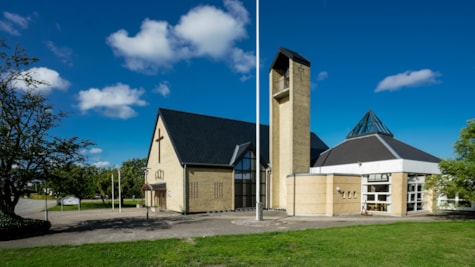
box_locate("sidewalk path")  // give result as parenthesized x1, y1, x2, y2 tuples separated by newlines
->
(1, 199, 474, 249)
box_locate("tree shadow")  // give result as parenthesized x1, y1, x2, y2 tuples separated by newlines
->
(47, 215, 200, 235)
(429, 210, 475, 221)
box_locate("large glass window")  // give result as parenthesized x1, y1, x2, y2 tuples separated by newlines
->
(234, 151, 265, 209)
(362, 174, 391, 212)
(407, 175, 425, 212)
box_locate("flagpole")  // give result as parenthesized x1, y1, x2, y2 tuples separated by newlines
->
(111, 173, 114, 210)
(118, 168, 122, 213)
(255, 0, 263, 221)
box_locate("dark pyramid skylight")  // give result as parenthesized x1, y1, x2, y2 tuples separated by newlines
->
(346, 110, 393, 139)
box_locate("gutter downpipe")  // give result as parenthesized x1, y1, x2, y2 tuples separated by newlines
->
(293, 173, 296, 217)
(183, 163, 187, 216)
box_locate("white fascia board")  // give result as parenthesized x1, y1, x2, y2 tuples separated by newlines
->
(310, 159, 440, 175)
(401, 159, 441, 174)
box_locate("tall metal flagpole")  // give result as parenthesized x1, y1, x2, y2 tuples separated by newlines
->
(255, 0, 263, 221)
(111, 173, 115, 210)
(118, 168, 122, 213)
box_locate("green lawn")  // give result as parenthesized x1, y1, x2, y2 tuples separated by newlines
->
(1, 221, 474, 266)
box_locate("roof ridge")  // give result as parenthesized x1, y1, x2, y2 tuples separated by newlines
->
(159, 107, 268, 127)
(375, 134, 401, 159)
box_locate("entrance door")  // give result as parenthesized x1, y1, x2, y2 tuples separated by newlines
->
(407, 175, 424, 212)
(158, 189, 167, 210)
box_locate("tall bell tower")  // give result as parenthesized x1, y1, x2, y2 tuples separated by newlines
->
(269, 47, 311, 209)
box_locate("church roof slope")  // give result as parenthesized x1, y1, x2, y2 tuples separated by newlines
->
(157, 108, 328, 167)
(159, 108, 267, 166)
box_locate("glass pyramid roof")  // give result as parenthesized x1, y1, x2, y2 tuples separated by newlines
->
(346, 110, 393, 139)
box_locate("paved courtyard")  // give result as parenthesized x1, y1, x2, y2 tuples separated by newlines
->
(1, 198, 474, 249)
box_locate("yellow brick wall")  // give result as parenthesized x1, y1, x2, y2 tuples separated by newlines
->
(270, 57, 311, 210)
(146, 118, 185, 213)
(391, 172, 407, 216)
(287, 174, 361, 216)
(186, 167, 233, 213)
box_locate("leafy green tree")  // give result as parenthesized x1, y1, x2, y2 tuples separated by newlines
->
(427, 119, 475, 202)
(0, 40, 93, 216)
(49, 164, 96, 201)
(91, 167, 115, 204)
(119, 158, 147, 202)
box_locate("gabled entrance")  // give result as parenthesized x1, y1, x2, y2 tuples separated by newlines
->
(142, 183, 166, 210)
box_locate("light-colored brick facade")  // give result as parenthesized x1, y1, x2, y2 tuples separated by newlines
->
(145, 47, 440, 216)
(270, 55, 310, 210)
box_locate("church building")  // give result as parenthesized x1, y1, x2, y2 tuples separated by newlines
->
(144, 47, 441, 216)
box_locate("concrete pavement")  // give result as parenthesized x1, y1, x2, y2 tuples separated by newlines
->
(1, 198, 474, 249)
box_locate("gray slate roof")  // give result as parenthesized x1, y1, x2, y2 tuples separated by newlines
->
(314, 110, 440, 167)
(154, 108, 328, 167)
(314, 134, 440, 166)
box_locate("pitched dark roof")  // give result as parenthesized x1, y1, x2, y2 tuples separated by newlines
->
(270, 47, 311, 72)
(314, 109, 439, 167)
(314, 134, 440, 167)
(155, 108, 328, 167)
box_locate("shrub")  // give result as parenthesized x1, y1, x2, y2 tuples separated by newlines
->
(0, 214, 51, 240)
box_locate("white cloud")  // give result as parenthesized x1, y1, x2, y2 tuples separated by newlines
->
(93, 161, 110, 168)
(107, 19, 176, 73)
(153, 82, 171, 97)
(175, 4, 246, 58)
(317, 71, 328, 81)
(0, 12, 29, 35)
(45, 41, 73, 66)
(375, 69, 441, 92)
(230, 48, 255, 73)
(15, 67, 70, 94)
(89, 148, 103, 154)
(106, 0, 254, 76)
(77, 83, 147, 119)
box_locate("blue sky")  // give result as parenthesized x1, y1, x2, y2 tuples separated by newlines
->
(1, 0, 474, 167)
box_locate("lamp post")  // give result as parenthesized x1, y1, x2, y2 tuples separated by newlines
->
(44, 180, 48, 221)
(142, 167, 149, 222)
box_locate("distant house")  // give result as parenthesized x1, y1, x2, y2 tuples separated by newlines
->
(144, 47, 441, 216)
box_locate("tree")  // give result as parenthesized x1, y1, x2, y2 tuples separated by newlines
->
(0, 40, 93, 216)
(427, 118, 475, 203)
(119, 158, 147, 200)
(49, 164, 96, 201)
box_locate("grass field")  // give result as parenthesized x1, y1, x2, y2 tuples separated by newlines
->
(1, 221, 474, 266)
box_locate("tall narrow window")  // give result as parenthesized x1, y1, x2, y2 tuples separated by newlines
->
(407, 175, 425, 212)
(234, 150, 265, 209)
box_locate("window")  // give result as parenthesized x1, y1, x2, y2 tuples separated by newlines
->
(407, 175, 425, 212)
(190, 182, 199, 199)
(214, 182, 224, 199)
(234, 151, 265, 209)
(362, 174, 391, 212)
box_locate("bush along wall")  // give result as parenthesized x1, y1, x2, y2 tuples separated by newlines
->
(0, 214, 51, 240)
